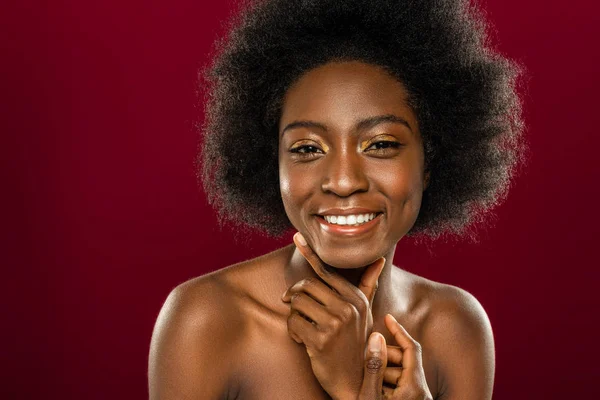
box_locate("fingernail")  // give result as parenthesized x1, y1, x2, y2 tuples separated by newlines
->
(294, 232, 307, 247)
(369, 333, 382, 352)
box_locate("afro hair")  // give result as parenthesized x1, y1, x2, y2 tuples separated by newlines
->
(198, 0, 526, 239)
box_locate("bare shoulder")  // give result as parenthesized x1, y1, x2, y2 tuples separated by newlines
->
(148, 270, 246, 399)
(423, 279, 494, 342)
(148, 246, 292, 399)
(415, 276, 496, 400)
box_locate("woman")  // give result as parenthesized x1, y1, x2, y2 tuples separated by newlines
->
(149, 0, 524, 398)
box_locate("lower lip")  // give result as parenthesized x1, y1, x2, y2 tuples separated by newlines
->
(316, 214, 382, 236)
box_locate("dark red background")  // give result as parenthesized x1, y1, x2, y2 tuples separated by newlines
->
(2, 0, 598, 398)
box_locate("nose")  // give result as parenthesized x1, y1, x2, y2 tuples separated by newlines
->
(320, 149, 369, 197)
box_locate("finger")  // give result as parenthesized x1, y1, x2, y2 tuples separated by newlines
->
(359, 332, 387, 400)
(386, 345, 403, 366)
(382, 385, 394, 399)
(281, 277, 345, 308)
(383, 367, 402, 387)
(358, 257, 386, 305)
(287, 291, 332, 327)
(284, 279, 368, 331)
(287, 310, 320, 346)
(293, 233, 365, 304)
(384, 314, 423, 372)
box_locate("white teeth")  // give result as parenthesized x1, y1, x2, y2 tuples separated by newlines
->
(324, 213, 378, 226)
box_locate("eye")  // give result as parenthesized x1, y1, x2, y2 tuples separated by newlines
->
(287, 140, 326, 162)
(365, 141, 402, 151)
(290, 145, 324, 155)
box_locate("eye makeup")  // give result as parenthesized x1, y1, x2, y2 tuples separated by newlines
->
(360, 134, 402, 151)
(289, 139, 330, 153)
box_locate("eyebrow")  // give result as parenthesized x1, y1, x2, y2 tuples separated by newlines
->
(280, 114, 413, 137)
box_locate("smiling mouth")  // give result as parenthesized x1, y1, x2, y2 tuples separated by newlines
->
(315, 212, 383, 236)
(317, 212, 382, 226)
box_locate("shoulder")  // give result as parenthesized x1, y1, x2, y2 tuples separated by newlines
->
(148, 269, 247, 399)
(153, 270, 247, 344)
(152, 243, 291, 337)
(423, 282, 494, 345)
(148, 246, 293, 399)
(392, 269, 493, 336)
(420, 281, 495, 400)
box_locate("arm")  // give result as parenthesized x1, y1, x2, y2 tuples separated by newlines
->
(423, 286, 495, 400)
(148, 278, 241, 400)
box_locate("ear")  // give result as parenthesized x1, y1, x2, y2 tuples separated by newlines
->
(423, 170, 431, 191)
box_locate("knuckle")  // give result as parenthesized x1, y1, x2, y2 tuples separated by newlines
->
(315, 333, 327, 351)
(365, 355, 384, 374)
(291, 278, 312, 292)
(339, 303, 357, 322)
(328, 316, 343, 331)
(356, 298, 368, 314)
(300, 277, 314, 287)
(412, 340, 423, 354)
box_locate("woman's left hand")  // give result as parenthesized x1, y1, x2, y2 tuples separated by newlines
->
(282, 232, 385, 400)
(358, 314, 433, 400)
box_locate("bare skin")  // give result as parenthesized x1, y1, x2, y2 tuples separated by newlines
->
(148, 61, 495, 399)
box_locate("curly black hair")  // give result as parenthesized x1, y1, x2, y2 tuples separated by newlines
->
(198, 0, 526, 239)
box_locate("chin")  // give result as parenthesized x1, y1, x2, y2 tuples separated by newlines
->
(316, 246, 384, 269)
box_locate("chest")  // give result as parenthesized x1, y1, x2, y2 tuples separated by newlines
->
(229, 318, 439, 400)
(232, 325, 332, 400)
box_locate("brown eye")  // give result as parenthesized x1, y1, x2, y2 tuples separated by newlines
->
(366, 141, 402, 151)
(290, 145, 324, 154)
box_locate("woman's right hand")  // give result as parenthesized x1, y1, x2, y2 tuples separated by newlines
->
(282, 232, 385, 400)
(358, 314, 433, 400)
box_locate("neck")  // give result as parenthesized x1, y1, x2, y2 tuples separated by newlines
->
(283, 244, 397, 317)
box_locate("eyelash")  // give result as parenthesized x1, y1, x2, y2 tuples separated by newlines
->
(289, 145, 324, 155)
(366, 141, 402, 151)
(289, 141, 401, 157)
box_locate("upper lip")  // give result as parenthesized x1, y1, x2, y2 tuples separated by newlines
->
(316, 207, 382, 216)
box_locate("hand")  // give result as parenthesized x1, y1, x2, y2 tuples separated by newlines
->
(358, 314, 433, 400)
(282, 232, 386, 400)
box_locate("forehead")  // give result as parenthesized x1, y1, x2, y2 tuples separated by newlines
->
(279, 61, 418, 133)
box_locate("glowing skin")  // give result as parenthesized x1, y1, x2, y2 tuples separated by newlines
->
(149, 60, 495, 400)
(279, 61, 430, 271)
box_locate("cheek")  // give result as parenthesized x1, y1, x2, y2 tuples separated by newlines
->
(279, 162, 314, 228)
(377, 163, 425, 224)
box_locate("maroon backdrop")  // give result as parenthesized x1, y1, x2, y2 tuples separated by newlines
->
(2, 0, 598, 398)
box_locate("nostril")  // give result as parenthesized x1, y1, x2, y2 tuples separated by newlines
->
(320, 179, 370, 196)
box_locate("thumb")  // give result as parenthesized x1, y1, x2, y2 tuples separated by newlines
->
(358, 257, 386, 304)
(359, 332, 387, 400)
